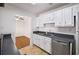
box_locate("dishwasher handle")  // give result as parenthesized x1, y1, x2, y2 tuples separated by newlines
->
(53, 40, 68, 46)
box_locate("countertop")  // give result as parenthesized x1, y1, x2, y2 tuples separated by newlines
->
(33, 31, 75, 43)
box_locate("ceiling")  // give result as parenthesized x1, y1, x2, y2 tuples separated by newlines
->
(7, 3, 70, 15)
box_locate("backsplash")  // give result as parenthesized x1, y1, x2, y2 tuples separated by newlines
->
(38, 27, 76, 35)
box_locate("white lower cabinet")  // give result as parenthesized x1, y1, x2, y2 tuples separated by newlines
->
(36, 35, 40, 47)
(40, 37, 45, 50)
(33, 34, 52, 54)
(43, 37, 52, 54)
(32, 34, 37, 45)
(32, 34, 39, 46)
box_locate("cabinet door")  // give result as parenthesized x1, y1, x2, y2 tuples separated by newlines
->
(42, 13, 55, 24)
(32, 34, 37, 45)
(55, 10, 63, 27)
(39, 36, 45, 50)
(63, 7, 74, 26)
(35, 35, 40, 46)
(36, 18, 40, 27)
(43, 15, 49, 23)
(32, 34, 35, 44)
(46, 13, 54, 23)
(38, 16, 44, 27)
(44, 37, 52, 54)
(72, 5, 78, 16)
(33, 34, 40, 46)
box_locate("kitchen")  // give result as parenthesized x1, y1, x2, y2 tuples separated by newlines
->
(0, 3, 79, 55)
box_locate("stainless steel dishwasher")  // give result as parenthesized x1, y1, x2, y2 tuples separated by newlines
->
(52, 40, 70, 55)
(52, 33, 75, 55)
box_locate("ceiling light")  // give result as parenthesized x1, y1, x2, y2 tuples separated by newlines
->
(16, 18, 19, 21)
(15, 15, 24, 21)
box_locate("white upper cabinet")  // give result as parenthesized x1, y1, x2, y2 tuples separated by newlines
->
(72, 5, 78, 16)
(54, 10, 64, 27)
(55, 7, 74, 27)
(36, 16, 44, 27)
(35, 17, 39, 27)
(63, 7, 74, 27)
(44, 13, 55, 23)
(35, 5, 76, 28)
(35, 12, 55, 28)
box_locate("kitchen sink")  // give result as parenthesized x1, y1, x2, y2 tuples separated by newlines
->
(33, 31, 54, 38)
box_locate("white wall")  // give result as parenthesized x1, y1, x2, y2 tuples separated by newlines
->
(16, 19, 25, 37)
(16, 16, 32, 38)
(0, 4, 35, 43)
(24, 16, 32, 38)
